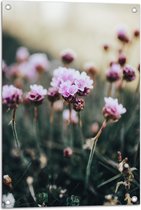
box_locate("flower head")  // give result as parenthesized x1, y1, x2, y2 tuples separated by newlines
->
(123, 65, 136, 81)
(47, 87, 60, 103)
(106, 64, 121, 82)
(27, 84, 47, 105)
(59, 81, 78, 98)
(103, 97, 126, 121)
(117, 28, 129, 43)
(2, 85, 23, 108)
(8, 62, 39, 82)
(29, 53, 49, 73)
(118, 53, 127, 66)
(51, 67, 93, 99)
(61, 49, 76, 64)
(16, 47, 30, 63)
(84, 62, 98, 78)
(75, 72, 93, 96)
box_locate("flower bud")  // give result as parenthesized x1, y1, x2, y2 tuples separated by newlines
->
(61, 49, 76, 64)
(118, 53, 127, 66)
(133, 29, 140, 38)
(123, 65, 136, 81)
(73, 98, 85, 112)
(63, 147, 73, 157)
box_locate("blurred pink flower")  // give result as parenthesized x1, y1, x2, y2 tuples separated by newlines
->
(16, 47, 30, 63)
(27, 84, 47, 105)
(84, 62, 98, 77)
(106, 64, 121, 82)
(63, 109, 78, 124)
(63, 147, 73, 157)
(118, 53, 127, 66)
(133, 29, 140, 38)
(61, 48, 76, 64)
(117, 28, 129, 43)
(90, 122, 99, 134)
(103, 97, 126, 121)
(8, 62, 38, 82)
(123, 65, 136, 81)
(2, 85, 23, 108)
(47, 87, 60, 103)
(29, 53, 49, 73)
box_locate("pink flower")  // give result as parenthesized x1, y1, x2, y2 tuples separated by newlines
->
(16, 47, 30, 63)
(2, 85, 23, 108)
(47, 87, 60, 103)
(84, 62, 98, 77)
(117, 28, 129, 43)
(61, 49, 76, 64)
(59, 81, 78, 98)
(103, 97, 126, 121)
(51, 67, 77, 89)
(123, 65, 136, 81)
(29, 53, 49, 73)
(75, 72, 93, 95)
(106, 64, 121, 82)
(50, 67, 93, 100)
(63, 109, 78, 124)
(27, 85, 47, 105)
(118, 53, 127, 66)
(8, 62, 38, 82)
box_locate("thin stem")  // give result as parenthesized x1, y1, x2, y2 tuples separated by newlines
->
(85, 120, 107, 189)
(136, 76, 140, 93)
(69, 103, 72, 124)
(11, 107, 20, 149)
(50, 102, 54, 125)
(33, 106, 41, 155)
(78, 112, 82, 127)
(107, 83, 112, 97)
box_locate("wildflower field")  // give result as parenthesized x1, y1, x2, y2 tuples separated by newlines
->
(2, 2, 140, 208)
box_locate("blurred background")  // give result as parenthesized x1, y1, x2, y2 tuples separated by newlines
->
(2, 1, 140, 65)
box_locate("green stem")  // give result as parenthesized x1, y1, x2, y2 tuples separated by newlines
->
(107, 83, 112, 97)
(85, 120, 107, 189)
(11, 107, 20, 149)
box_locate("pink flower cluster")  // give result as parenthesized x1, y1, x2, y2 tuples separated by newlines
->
(103, 97, 126, 121)
(2, 85, 23, 108)
(50, 67, 93, 111)
(51, 67, 93, 98)
(27, 85, 47, 105)
(5, 47, 49, 82)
